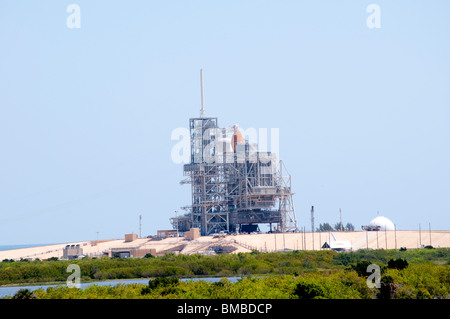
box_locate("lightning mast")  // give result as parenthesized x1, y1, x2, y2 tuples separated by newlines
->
(200, 69, 205, 117)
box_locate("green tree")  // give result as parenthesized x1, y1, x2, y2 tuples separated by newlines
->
(377, 275, 397, 299)
(351, 260, 373, 278)
(387, 258, 408, 270)
(294, 282, 325, 299)
(345, 223, 355, 231)
(147, 277, 179, 290)
(317, 223, 333, 232)
(141, 277, 180, 295)
(12, 289, 36, 299)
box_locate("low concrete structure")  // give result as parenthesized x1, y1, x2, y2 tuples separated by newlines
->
(184, 228, 200, 240)
(125, 233, 138, 242)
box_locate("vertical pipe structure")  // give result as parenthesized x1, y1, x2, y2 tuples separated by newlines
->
(200, 69, 205, 117)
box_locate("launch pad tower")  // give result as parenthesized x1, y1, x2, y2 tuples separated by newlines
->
(170, 72, 297, 235)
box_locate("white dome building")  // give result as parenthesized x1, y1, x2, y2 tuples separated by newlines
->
(369, 216, 395, 231)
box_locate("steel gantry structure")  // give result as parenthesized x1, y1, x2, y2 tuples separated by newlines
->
(171, 115, 297, 236)
(170, 71, 297, 235)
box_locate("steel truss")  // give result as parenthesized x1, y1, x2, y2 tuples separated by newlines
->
(172, 117, 298, 235)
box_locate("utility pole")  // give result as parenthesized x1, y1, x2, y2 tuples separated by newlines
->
(301, 229, 304, 250)
(96, 231, 100, 254)
(319, 231, 322, 250)
(303, 227, 307, 250)
(139, 215, 142, 238)
(419, 223, 422, 247)
(274, 232, 277, 252)
(366, 230, 368, 249)
(376, 230, 379, 249)
(429, 223, 432, 247)
(311, 206, 315, 250)
(175, 211, 179, 239)
(394, 224, 397, 250)
(385, 226, 388, 249)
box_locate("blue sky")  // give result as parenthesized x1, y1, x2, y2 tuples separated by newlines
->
(0, 1, 449, 245)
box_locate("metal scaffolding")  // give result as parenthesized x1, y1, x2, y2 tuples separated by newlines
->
(171, 114, 298, 235)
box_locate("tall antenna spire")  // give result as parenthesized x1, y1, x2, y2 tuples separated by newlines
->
(200, 69, 205, 117)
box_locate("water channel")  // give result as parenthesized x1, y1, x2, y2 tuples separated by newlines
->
(0, 277, 242, 298)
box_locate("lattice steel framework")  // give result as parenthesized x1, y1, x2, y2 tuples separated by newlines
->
(171, 116, 297, 235)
